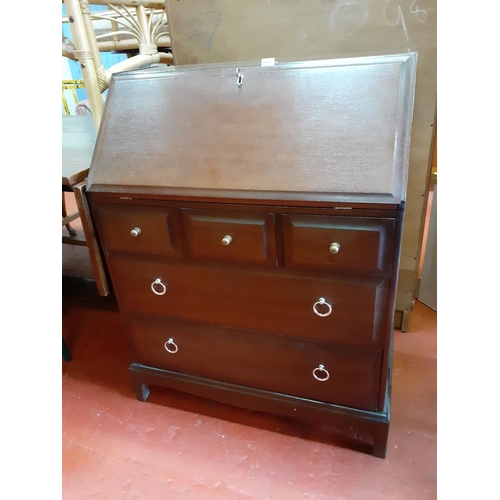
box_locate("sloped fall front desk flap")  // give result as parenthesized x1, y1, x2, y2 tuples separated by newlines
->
(87, 53, 417, 205)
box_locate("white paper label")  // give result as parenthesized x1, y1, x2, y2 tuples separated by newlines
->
(261, 57, 275, 67)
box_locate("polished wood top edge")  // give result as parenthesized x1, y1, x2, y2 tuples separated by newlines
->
(112, 52, 417, 81)
(86, 184, 401, 209)
(63, 168, 90, 187)
(90, 197, 401, 217)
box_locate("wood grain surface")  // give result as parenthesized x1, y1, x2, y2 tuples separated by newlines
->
(165, 0, 436, 321)
(126, 314, 383, 411)
(108, 255, 390, 349)
(87, 54, 415, 205)
(62, 115, 96, 187)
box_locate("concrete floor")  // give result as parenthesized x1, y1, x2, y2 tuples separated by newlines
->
(62, 194, 437, 499)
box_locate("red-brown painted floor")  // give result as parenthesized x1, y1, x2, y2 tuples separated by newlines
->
(62, 287, 436, 499)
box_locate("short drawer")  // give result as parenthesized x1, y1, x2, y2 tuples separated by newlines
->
(126, 316, 383, 412)
(283, 215, 395, 277)
(110, 256, 389, 349)
(182, 209, 277, 266)
(94, 203, 182, 257)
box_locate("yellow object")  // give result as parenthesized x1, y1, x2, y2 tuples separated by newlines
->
(62, 79, 85, 115)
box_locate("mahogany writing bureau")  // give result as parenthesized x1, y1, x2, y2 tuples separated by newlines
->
(87, 53, 417, 457)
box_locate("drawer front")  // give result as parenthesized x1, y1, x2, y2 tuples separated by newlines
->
(283, 215, 395, 277)
(126, 316, 383, 412)
(182, 209, 277, 266)
(95, 203, 182, 257)
(110, 256, 389, 349)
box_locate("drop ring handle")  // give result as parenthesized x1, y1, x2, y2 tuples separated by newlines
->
(164, 338, 178, 354)
(313, 364, 330, 382)
(313, 298, 332, 317)
(151, 278, 167, 296)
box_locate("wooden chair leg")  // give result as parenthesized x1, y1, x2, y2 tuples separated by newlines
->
(73, 182, 110, 297)
(63, 337, 72, 362)
(401, 310, 410, 332)
(63, 192, 77, 236)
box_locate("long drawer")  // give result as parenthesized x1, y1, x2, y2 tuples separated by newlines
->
(110, 256, 389, 349)
(125, 315, 383, 412)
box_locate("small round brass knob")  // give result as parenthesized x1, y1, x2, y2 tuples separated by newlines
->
(130, 227, 142, 237)
(329, 242, 340, 254)
(222, 235, 232, 246)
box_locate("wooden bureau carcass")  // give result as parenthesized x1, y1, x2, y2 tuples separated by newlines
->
(86, 53, 417, 458)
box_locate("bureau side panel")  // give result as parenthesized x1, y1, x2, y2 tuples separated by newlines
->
(378, 207, 405, 409)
